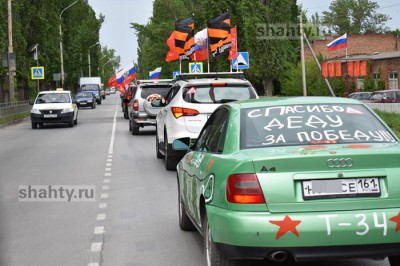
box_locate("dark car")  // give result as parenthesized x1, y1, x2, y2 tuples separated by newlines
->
(122, 84, 137, 119)
(348, 91, 372, 101)
(367, 90, 400, 103)
(75, 91, 96, 109)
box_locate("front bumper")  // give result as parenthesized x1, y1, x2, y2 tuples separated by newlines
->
(31, 112, 74, 124)
(77, 101, 94, 108)
(206, 205, 400, 261)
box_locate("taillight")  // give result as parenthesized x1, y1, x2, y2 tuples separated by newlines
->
(226, 174, 265, 204)
(171, 107, 199, 119)
(211, 83, 228, 87)
(133, 99, 139, 111)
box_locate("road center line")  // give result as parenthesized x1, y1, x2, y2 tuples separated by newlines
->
(107, 101, 118, 155)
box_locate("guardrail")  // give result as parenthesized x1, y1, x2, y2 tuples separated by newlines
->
(365, 103, 400, 114)
(0, 101, 31, 118)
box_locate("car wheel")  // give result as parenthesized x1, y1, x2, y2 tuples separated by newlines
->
(204, 213, 232, 266)
(389, 256, 400, 266)
(124, 110, 129, 119)
(69, 118, 74, 127)
(74, 116, 78, 125)
(91, 103, 95, 109)
(132, 120, 139, 135)
(31, 122, 37, 129)
(164, 131, 177, 171)
(129, 120, 132, 131)
(38, 123, 43, 127)
(156, 128, 164, 159)
(98, 99, 102, 105)
(178, 189, 195, 231)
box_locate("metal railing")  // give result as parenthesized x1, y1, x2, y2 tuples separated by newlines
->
(365, 103, 400, 114)
(0, 100, 31, 118)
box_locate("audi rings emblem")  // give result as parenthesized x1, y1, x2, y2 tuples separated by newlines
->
(327, 158, 353, 168)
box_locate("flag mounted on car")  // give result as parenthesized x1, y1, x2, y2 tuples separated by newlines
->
(208, 12, 231, 57)
(116, 63, 136, 85)
(166, 32, 180, 62)
(148, 67, 162, 80)
(228, 26, 237, 61)
(174, 18, 195, 60)
(191, 28, 209, 61)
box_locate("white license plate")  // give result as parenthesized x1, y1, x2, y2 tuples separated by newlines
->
(80, 102, 87, 105)
(44, 114, 57, 118)
(302, 178, 380, 199)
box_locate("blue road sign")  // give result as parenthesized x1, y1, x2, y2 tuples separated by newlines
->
(173, 71, 181, 79)
(189, 62, 203, 73)
(232, 52, 249, 70)
(31, 66, 45, 80)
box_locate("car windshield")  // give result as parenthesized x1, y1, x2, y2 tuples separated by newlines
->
(357, 93, 372, 100)
(35, 93, 70, 104)
(140, 85, 171, 100)
(183, 85, 257, 104)
(240, 104, 397, 149)
(76, 92, 93, 98)
(81, 84, 99, 91)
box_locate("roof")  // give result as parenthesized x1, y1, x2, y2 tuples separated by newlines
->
(176, 78, 251, 86)
(38, 90, 71, 94)
(228, 96, 362, 109)
(335, 51, 400, 62)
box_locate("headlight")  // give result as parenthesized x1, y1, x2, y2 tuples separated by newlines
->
(61, 108, 74, 113)
(31, 109, 41, 114)
(87, 100, 93, 103)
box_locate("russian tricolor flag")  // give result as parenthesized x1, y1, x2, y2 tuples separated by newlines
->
(326, 33, 347, 52)
(116, 63, 136, 84)
(148, 67, 162, 80)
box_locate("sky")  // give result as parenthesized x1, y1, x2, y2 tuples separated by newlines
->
(88, 0, 400, 69)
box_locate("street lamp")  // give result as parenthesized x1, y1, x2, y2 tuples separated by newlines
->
(59, 0, 80, 88)
(102, 60, 111, 75)
(88, 42, 100, 77)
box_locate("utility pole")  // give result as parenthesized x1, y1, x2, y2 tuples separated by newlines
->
(8, 0, 15, 103)
(299, 11, 307, 96)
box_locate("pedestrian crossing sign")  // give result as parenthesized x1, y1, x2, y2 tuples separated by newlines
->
(189, 62, 203, 74)
(31, 67, 45, 80)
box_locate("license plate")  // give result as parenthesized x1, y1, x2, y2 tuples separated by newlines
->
(44, 114, 57, 118)
(80, 102, 87, 105)
(302, 178, 380, 199)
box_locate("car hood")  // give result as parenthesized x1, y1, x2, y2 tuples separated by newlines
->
(76, 97, 93, 101)
(241, 143, 400, 213)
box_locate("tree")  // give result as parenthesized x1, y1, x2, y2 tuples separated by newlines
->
(321, 0, 390, 34)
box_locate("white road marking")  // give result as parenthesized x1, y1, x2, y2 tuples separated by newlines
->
(99, 202, 107, 209)
(97, 213, 106, 220)
(104, 172, 112, 177)
(88, 263, 99, 266)
(91, 242, 103, 252)
(107, 155, 112, 158)
(107, 159, 112, 162)
(105, 168, 111, 171)
(108, 105, 118, 155)
(94, 226, 105, 235)
(102, 185, 109, 190)
(100, 193, 108, 199)
(106, 163, 112, 167)
(103, 179, 110, 183)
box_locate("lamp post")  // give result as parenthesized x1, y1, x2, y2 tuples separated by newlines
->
(88, 42, 100, 77)
(59, 0, 80, 88)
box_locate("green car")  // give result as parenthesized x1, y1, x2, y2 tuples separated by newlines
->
(174, 96, 400, 266)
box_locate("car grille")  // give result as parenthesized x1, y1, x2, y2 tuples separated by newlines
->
(41, 110, 62, 115)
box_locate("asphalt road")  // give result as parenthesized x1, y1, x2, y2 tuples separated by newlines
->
(0, 94, 391, 266)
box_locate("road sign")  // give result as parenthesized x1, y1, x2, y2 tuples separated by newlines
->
(189, 62, 203, 74)
(31, 67, 45, 80)
(173, 71, 181, 79)
(232, 52, 249, 70)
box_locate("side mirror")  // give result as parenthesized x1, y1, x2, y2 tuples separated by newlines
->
(172, 138, 193, 150)
(29, 101, 34, 105)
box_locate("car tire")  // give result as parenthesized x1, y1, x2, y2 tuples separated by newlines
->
(132, 120, 139, 135)
(164, 131, 177, 171)
(31, 122, 37, 129)
(69, 118, 74, 127)
(74, 116, 78, 125)
(129, 120, 132, 131)
(178, 189, 195, 231)
(98, 99, 102, 105)
(38, 123, 43, 127)
(389, 256, 400, 266)
(204, 213, 232, 266)
(156, 128, 164, 159)
(124, 110, 129, 119)
(91, 103, 95, 109)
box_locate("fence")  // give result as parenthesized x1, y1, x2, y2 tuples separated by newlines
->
(0, 101, 31, 118)
(365, 103, 400, 114)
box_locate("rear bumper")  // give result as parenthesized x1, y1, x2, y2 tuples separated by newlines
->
(206, 205, 400, 261)
(215, 242, 400, 261)
(132, 112, 156, 126)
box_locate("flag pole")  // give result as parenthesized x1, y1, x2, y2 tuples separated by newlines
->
(179, 58, 182, 73)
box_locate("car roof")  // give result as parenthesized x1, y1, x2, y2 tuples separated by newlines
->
(175, 78, 251, 86)
(373, 89, 399, 93)
(227, 96, 363, 109)
(38, 90, 71, 94)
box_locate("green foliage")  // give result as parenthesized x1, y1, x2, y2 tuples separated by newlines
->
(374, 110, 400, 138)
(321, 0, 390, 34)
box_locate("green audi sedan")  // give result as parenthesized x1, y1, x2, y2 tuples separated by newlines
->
(174, 96, 400, 266)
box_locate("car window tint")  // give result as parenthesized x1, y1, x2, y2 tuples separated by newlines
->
(194, 107, 229, 153)
(81, 84, 99, 91)
(165, 86, 180, 105)
(35, 93, 70, 104)
(183, 85, 256, 104)
(140, 85, 171, 99)
(387, 92, 395, 100)
(240, 104, 397, 149)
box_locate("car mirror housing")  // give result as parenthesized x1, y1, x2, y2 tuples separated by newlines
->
(172, 138, 192, 150)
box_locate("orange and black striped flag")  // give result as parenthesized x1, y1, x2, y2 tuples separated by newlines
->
(174, 18, 195, 60)
(207, 12, 231, 58)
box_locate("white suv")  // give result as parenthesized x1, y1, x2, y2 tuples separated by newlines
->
(155, 73, 258, 170)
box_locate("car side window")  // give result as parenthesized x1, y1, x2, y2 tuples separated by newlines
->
(396, 91, 400, 100)
(194, 107, 229, 153)
(387, 92, 395, 100)
(165, 85, 180, 105)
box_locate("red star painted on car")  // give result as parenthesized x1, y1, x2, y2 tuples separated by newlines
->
(269, 215, 302, 240)
(389, 212, 400, 232)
